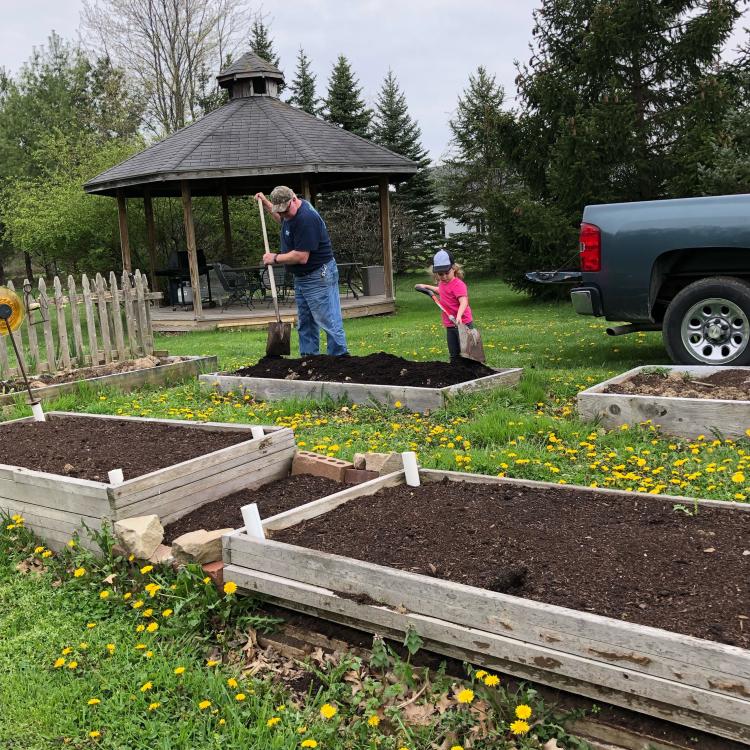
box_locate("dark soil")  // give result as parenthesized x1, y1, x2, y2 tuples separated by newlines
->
(163, 475, 346, 543)
(272, 478, 750, 648)
(0, 415, 252, 482)
(605, 368, 750, 401)
(231, 352, 496, 388)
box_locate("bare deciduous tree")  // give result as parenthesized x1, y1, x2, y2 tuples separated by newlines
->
(81, 0, 251, 134)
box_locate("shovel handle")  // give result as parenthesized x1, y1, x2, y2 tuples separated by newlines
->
(257, 197, 282, 323)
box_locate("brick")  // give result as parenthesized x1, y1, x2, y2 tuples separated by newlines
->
(292, 450, 353, 483)
(344, 468, 379, 485)
(202, 561, 224, 588)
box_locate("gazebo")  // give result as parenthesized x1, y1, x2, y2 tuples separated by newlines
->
(84, 52, 418, 327)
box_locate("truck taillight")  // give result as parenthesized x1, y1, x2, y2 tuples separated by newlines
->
(579, 222, 601, 272)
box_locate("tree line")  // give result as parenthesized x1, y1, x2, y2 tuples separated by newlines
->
(2, 0, 750, 297)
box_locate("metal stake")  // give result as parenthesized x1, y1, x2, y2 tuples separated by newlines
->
(0, 309, 36, 406)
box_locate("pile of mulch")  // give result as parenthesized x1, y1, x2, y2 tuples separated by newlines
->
(163, 475, 346, 543)
(0, 415, 252, 482)
(604, 368, 750, 401)
(272, 478, 750, 648)
(231, 352, 496, 388)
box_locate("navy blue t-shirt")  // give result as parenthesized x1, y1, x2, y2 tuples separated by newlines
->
(279, 200, 334, 277)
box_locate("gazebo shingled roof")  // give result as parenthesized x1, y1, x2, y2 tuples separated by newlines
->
(84, 51, 418, 320)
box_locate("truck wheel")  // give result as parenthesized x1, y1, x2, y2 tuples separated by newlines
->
(663, 277, 750, 365)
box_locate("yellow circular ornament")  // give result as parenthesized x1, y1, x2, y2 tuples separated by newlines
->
(0, 287, 24, 335)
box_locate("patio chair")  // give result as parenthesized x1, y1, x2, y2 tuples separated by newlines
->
(214, 263, 263, 312)
(261, 265, 295, 304)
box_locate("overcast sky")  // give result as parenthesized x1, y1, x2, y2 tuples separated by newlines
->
(2, 1, 747, 162)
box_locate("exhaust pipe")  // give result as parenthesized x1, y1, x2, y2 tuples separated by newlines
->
(606, 323, 662, 337)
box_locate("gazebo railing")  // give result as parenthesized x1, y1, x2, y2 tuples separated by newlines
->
(0, 270, 162, 379)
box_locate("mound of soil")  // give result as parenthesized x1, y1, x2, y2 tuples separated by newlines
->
(0, 415, 252, 482)
(605, 368, 750, 401)
(163, 475, 346, 543)
(232, 352, 495, 388)
(272, 478, 750, 648)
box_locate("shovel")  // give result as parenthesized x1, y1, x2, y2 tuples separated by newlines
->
(415, 285, 486, 363)
(257, 196, 291, 357)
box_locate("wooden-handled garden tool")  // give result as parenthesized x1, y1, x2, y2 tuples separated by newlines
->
(257, 197, 291, 357)
(415, 285, 486, 363)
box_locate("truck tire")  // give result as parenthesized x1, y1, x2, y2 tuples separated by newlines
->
(663, 276, 750, 365)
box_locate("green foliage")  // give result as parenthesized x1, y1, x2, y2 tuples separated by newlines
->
(323, 55, 372, 138)
(249, 16, 280, 68)
(372, 70, 442, 271)
(287, 47, 319, 115)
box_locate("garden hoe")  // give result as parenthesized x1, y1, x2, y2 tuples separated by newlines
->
(415, 285, 486, 363)
(257, 196, 291, 357)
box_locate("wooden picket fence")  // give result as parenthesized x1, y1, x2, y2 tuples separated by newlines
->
(0, 270, 162, 379)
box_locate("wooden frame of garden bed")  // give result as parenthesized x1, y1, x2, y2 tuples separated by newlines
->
(577, 365, 750, 439)
(0, 355, 218, 407)
(0, 412, 295, 551)
(223, 469, 750, 745)
(200, 367, 523, 411)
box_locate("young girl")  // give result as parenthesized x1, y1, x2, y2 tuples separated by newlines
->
(417, 249, 474, 363)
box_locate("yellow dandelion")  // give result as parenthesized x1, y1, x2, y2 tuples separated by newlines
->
(89, 730, 100, 739)
(267, 716, 281, 727)
(515, 704, 532, 720)
(174, 666, 185, 675)
(34, 546, 45, 554)
(732, 471, 745, 483)
(235, 693, 246, 701)
(123, 592, 132, 600)
(207, 659, 219, 667)
(300, 741, 318, 749)
(67, 540, 76, 548)
(61, 647, 72, 655)
(67, 661, 78, 670)
(227, 678, 238, 688)
(145, 651, 153, 659)
(510, 719, 530, 735)
(223, 581, 238, 595)
(320, 703, 337, 719)
(140, 682, 153, 692)
(106, 644, 115, 654)
(73, 567, 86, 578)
(456, 688, 474, 704)
(450, 746, 465, 750)
(148, 702, 161, 711)
(162, 609, 173, 617)
(219, 718, 226, 726)
(474, 670, 488, 679)
(367, 715, 380, 727)
(135, 624, 145, 633)
(86, 623, 96, 629)
(79, 643, 89, 650)
(203, 577, 211, 584)
(146, 622, 159, 633)
(87, 698, 101, 706)
(484, 674, 500, 687)
(140, 565, 154, 574)
(42, 550, 53, 558)
(297, 726, 308, 734)
(132, 600, 144, 609)
(198, 700, 212, 710)
(53, 658, 65, 668)
(99, 591, 110, 600)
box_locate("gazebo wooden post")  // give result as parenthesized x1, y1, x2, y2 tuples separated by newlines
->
(143, 190, 160, 294)
(221, 181, 233, 261)
(379, 176, 394, 299)
(180, 180, 204, 320)
(301, 176, 312, 203)
(117, 192, 132, 273)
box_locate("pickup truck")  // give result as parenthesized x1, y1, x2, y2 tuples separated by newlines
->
(527, 193, 750, 365)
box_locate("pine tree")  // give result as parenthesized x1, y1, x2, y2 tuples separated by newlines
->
(287, 47, 318, 115)
(323, 55, 371, 137)
(249, 16, 280, 68)
(372, 70, 441, 270)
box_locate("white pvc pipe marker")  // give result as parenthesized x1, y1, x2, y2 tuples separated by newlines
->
(402, 451, 421, 487)
(251, 426, 265, 440)
(31, 402, 46, 422)
(241, 503, 266, 539)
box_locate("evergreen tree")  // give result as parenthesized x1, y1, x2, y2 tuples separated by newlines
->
(323, 55, 371, 137)
(372, 69, 440, 270)
(492, 0, 741, 294)
(249, 16, 280, 68)
(287, 47, 319, 115)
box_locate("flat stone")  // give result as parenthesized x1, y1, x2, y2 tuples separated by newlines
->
(353, 452, 367, 470)
(114, 515, 164, 560)
(172, 528, 233, 565)
(363, 451, 403, 475)
(202, 561, 225, 588)
(148, 544, 173, 565)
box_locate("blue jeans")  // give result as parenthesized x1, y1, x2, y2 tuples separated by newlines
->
(294, 259, 349, 356)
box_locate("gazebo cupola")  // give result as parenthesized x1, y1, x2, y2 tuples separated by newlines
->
(216, 52, 284, 99)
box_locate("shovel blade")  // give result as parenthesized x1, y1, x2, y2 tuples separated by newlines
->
(266, 321, 291, 357)
(458, 324, 486, 363)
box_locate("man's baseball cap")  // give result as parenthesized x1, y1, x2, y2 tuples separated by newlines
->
(270, 185, 295, 213)
(432, 249, 454, 273)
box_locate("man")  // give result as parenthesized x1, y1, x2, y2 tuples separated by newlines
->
(256, 186, 348, 356)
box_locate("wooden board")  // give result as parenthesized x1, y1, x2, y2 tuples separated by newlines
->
(224, 566, 750, 745)
(577, 365, 750, 439)
(0, 356, 218, 406)
(200, 367, 523, 411)
(223, 468, 750, 745)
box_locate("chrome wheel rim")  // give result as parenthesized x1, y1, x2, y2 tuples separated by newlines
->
(680, 297, 750, 364)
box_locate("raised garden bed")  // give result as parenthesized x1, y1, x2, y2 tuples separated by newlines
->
(577, 365, 750, 438)
(0, 412, 295, 551)
(223, 470, 750, 745)
(200, 353, 522, 411)
(0, 355, 217, 406)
